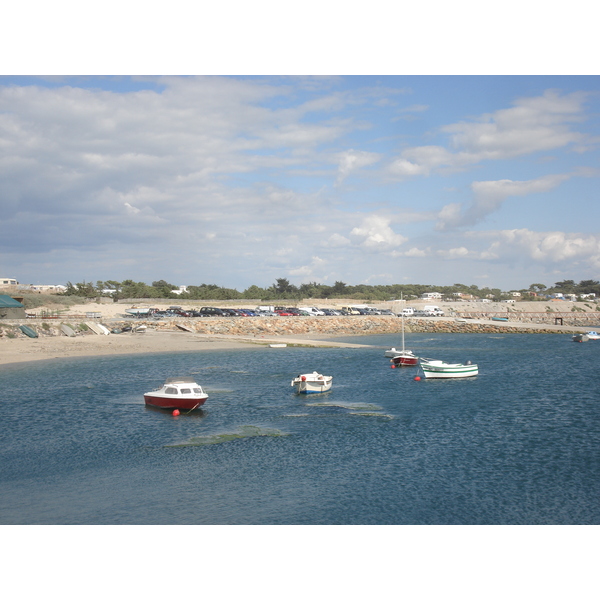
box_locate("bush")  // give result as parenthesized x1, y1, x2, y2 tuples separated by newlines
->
(21, 294, 81, 310)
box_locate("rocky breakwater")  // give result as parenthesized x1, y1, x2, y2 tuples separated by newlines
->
(154, 316, 403, 337)
(405, 319, 567, 334)
(136, 316, 578, 336)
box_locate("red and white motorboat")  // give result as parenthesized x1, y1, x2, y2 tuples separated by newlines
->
(390, 350, 419, 367)
(144, 377, 208, 410)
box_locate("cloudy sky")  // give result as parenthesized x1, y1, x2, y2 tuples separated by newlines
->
(1, 74, 598, 291)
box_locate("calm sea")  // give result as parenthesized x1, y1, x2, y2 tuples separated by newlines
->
(0, 332, 598, 525)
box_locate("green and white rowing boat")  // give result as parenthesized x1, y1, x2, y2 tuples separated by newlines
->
(419, 359, 478, 379)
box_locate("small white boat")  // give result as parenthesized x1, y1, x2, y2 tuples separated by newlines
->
(385, 347, 403, 358)
(572, 333, 590, 342)
(585, 331, 599, 340)
(86, 321, 108, 335)
(125, 307, 152, 315)
(144, 377, 208, 410)
(61, 324, 76, 337)
(419, 359, 478, 379)
(269, 343, 287, 348)
(291, 371, 333, 394)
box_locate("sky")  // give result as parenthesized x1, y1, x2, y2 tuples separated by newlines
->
(1, 4, 599, 293)
(1, 74, 599, 292)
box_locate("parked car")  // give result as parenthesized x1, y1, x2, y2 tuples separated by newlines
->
(298, 306, 325, 316)
(199, 307, 226, 317)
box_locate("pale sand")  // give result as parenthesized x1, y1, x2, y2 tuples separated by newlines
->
(0, 329, 371, 367)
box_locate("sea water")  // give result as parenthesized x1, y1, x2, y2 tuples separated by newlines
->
(0, 333, 598, 524)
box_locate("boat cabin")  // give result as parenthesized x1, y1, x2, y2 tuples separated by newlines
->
(163, 378, 203, 395)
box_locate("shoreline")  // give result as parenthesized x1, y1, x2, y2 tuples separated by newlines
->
(0, 321, 587, 369)
(1, 301, 595, 368)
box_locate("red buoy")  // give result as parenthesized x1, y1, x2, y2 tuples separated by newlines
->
(391, 364, 396, 369)
(414, 376, 421, 381)
(172, 409, 180, 416)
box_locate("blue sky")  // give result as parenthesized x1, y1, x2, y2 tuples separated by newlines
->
(1, 74, 598, 292)
(1, 2, 598, 293)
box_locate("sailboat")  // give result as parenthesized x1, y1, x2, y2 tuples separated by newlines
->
(386, 295, 418, 367)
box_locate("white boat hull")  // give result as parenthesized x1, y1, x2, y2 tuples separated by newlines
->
(291, 372, 333, 394)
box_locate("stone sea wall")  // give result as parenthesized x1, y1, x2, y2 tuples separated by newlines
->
(146, 316, 584, 336)
(3, 315, 597, 339)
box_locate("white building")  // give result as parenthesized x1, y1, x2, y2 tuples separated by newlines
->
(421, 292, 442, 300)
(0, 278, 18, 287)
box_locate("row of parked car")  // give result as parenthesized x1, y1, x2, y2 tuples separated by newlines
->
(133, 305, 401, 319)
(129, 305, 446, 319)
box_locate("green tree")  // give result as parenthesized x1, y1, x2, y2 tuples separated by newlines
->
(553, 280, 575, 292)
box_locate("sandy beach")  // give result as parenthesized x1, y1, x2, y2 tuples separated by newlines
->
(0, 326, 371, 368)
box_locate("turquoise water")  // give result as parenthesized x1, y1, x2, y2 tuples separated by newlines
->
(0, 333, 598, 524)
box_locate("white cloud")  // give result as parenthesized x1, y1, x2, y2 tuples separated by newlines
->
(437, 246, 470, 259)
(325, 233, 351, 247)
(436, 173, 572, 230)
(289, 256, 326, 280)
(387, 90, 591, 179)
(335, 149, 381, 184)
(124, 202, 140, 215)
(350, 215, 407, 250)
(461, 228, 600, 270)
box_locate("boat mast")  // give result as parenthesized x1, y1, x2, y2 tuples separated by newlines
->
(401, 292, 405, 352)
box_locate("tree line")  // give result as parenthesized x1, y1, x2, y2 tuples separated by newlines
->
(61, 278, 600, 302)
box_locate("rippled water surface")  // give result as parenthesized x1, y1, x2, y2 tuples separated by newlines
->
(1, 333, 598, 524)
